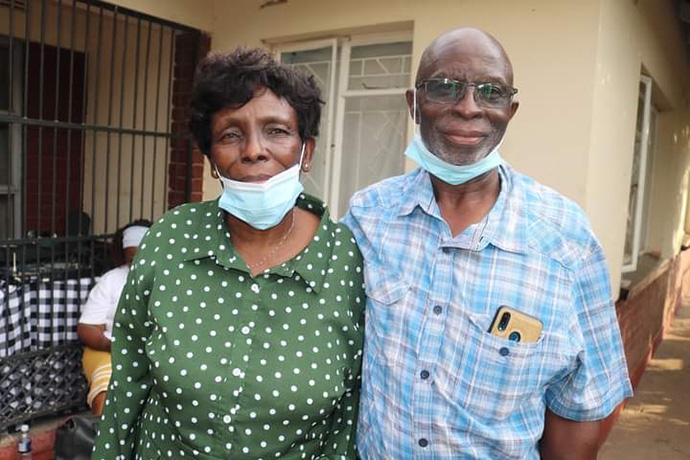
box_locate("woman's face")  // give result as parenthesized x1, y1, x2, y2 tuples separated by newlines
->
(209, 88, 314, 182)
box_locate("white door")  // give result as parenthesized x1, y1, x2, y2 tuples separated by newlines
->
(622, 76, 654, 273)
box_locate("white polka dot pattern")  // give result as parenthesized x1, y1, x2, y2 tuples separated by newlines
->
(92, 195, 365, 460)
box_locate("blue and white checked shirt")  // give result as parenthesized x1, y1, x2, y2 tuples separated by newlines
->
(342, 164, 633, 459)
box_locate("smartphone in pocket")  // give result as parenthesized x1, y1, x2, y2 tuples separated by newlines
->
(488, 306, 542, 343)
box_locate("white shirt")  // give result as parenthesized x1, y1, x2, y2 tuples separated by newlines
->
(79, 265, 130, 340)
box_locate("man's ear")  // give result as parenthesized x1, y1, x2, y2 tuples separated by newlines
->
(405, 89, 419, 123)
(508, 100, 519, 120)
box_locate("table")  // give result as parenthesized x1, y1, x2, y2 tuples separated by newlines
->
(0, 277, 97, 430)
(0, 278, 95, 358)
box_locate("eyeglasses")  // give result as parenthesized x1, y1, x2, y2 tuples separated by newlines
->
(416, 78, 518, 108)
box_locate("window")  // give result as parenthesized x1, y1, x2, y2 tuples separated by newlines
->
(622, 75, 657, 272)
(0, 38, 23, 240)
(276, 33, 412, 217)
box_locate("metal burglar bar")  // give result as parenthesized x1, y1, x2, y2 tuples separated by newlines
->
(0, 0, 204, 430)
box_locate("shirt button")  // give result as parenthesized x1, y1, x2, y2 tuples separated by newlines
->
(250, 283, 260, 293)
(241, 326, 251, 335)
(418, 438, 429, 447)
(433, 305, 442, 315)
(420, 370, 430, 380)
(223, 415, 231, 424)
(499, 347, 510, 357)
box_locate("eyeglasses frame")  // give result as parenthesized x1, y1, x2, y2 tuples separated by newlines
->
(415, 78, 518, 108)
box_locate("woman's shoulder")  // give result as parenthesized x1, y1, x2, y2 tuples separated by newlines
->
(135, 200, 220, 259)
(142, 200, 219, 239)
(156, 200, 218, 226)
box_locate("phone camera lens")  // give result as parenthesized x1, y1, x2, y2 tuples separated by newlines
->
(498, 313, 511, 332)
(508, 331, 521, 342)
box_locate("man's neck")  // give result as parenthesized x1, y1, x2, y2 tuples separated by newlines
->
(430, 168, 501, 237)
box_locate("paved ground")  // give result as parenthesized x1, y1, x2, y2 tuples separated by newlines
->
(600, 303, 690, 460)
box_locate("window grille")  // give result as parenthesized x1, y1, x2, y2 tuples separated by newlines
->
(0, 0, 205, 430)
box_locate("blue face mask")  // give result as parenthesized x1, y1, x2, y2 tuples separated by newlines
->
(404, 135, 503, 185)
(405, 90, 504, 185)
(216, 145, 305, 230)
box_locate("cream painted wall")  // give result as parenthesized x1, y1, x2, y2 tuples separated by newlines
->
(107, 0, 214, 33)
(585, 0, 690, 293)
(0, 1, 85, 49)
(204, 0, 601, 211)
(646, 106, 690, 258)
(205, 0, 690, 297)
(16, 0, 682, 298)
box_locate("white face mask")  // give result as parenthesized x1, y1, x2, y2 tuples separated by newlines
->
(216, 144, 305, 230)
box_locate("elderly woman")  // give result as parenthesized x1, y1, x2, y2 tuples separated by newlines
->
(92, 47, 365, 460)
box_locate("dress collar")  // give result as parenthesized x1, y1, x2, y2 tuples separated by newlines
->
(182, 194, 333, 293)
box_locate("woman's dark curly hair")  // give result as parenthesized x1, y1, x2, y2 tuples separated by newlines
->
(189, 47, 324, 156)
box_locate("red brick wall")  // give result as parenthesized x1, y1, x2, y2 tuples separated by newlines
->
(167, 31, 211, 209)
(598, 249, 690, 444)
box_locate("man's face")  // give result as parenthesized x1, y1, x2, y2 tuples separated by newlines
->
(407, 34, 519, 166)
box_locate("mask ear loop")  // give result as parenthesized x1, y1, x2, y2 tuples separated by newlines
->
(413, 89, 419, 137)
(297, 142, 307, 172)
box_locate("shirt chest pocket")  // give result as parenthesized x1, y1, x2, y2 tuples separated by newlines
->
(363, 265, 411, 361)
(364, 261, 409, 303)
(447, 312, 545, 422)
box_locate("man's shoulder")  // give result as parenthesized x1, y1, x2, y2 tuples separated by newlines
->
(510, 168, 601, 265)
(348, 170, 421, 210)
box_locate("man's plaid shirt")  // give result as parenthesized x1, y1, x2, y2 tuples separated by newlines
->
(342, 164, 633, 459)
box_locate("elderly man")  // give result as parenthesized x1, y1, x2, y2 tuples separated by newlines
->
(343, 28, 633, 459)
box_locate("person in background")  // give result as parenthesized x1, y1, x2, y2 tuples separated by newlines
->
(77, 220, 151, 415)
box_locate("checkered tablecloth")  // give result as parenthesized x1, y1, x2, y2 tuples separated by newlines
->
(0, 278, 96, 358)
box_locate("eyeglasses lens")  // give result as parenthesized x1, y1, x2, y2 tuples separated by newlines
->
(425, 79, 463, 103)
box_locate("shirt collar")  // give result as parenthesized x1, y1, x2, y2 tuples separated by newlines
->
(398, 169, 439, 217)
(182, 194, 332, 293)
(398, 165, 529, 254)
(476, 164, 528, 254)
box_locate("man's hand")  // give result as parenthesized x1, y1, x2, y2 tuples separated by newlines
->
(540, 408, 601, 460)
(77, 323, 112, 352)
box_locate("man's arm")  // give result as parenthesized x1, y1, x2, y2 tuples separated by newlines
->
(540, 408, 600, 460)
(542, 241, 632, 459)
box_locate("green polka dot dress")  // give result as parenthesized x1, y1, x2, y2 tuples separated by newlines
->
(92, 194, 365, 460)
